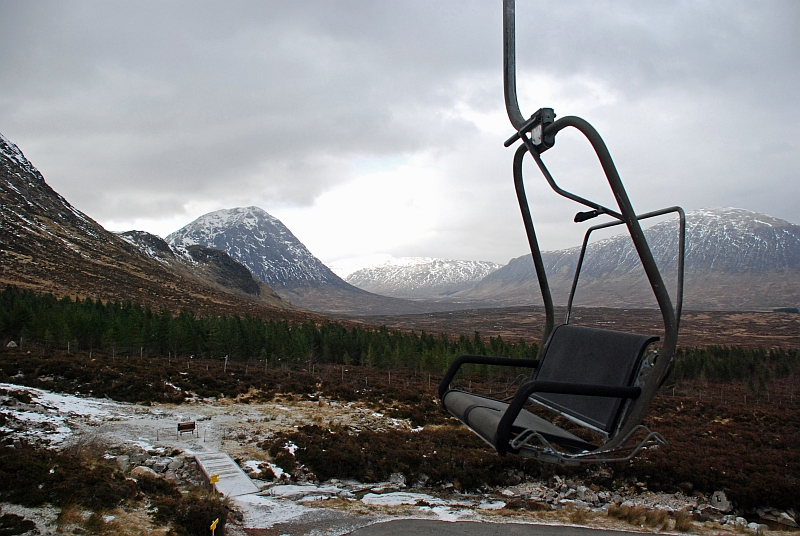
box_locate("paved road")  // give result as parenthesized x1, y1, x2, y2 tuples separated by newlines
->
(348, 520, 636, 536)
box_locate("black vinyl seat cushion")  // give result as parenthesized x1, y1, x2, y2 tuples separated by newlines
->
(442, 390, 597, 453)
(531, 325, 658, 433)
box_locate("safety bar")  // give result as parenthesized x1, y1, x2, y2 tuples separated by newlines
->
(495, 380, 642, 456)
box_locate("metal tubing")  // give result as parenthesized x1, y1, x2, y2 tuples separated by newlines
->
(513, 145, 555, 347)
(494, 380, 642, 456)
(565, 206, 686, 326)
(503, 0, 526, 130)
(543, 117, 677, 333)
(523, 135, 623, 220)
(438, 354, 539, 401)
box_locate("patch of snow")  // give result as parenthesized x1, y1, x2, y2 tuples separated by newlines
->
(361, 492, 437, 507)
(244, 460, 263, 474)
(232, 493, 311, 529)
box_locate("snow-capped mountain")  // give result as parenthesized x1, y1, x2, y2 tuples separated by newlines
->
(462, 207, 800, 310)
(167, 207, 346, 289)
(331, 255, 502, 299)
(165, 207, 465, 315)
(0, 132, 296, 317)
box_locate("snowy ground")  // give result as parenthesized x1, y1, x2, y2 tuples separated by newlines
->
(0, 382, 779, 535)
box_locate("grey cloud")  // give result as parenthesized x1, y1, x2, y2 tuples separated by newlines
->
(0, 0, 798, 260)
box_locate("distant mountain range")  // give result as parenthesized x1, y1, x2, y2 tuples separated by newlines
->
(2, 129, 798, 316)
(165, 207, 463, 315)
(456, 208, 800, 310)
(330, 256, 501, 299)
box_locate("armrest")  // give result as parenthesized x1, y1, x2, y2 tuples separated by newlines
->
(494, 380, 641, 455)
(438, 354, 539, 400)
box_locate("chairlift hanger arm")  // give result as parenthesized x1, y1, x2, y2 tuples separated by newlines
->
(503, 0, 676, 344)
(494, 379, 642, 456)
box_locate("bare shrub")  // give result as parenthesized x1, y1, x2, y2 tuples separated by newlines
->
(674, 508, 693, 532)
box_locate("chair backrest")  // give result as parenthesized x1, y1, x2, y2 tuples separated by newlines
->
(532, 324, 658, 435)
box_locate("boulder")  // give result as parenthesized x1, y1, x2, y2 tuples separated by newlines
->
(115, 455, 130, 473)
(131, 466, 159, 479)
(710, 490, 732, 513)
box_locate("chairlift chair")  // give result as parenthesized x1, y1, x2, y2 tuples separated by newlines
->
(438, 0, 686, 465)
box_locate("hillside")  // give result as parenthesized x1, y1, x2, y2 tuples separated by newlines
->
(0, 133, 311, 321)
(460, 208, 800, 310)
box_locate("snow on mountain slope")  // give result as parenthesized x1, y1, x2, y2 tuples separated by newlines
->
(333, 255, 502, 299)
(167, 207, 347, 289)
(463, 207, 800, 310)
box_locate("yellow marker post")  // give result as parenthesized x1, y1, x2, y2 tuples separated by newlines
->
(210, 517, 219, 535)
(209, 473, 219, 484)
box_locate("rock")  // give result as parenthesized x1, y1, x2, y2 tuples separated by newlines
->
(128, 449, 148, 465)
(168, 458, 183, 471)
(747, 522, 769, 534)
(412, 473, 429, 488)
(153, 458, 172, 473)
(131, 466, 159, 479)
(710, 490, 732, 513)
(696, 505, 723, 522)
(759, 509, 800, 528)
(778, 512, 798, 527)
(116, 455, 130, 473)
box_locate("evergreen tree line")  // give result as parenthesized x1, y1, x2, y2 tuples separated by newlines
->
(670, 345, 799, 386)
(0, 286, 536, 371)
(2, 286, 798, 380)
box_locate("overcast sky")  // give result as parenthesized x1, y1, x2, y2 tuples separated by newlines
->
(2, 0, 798, 265)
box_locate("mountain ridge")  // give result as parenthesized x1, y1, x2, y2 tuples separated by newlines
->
(166, 207, 469, 315)
(458, 207, 800, 310)
(0, 132, 309, 320)
(332, 256, 502, 299)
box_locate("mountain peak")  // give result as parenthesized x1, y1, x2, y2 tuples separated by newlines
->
(0, 132, 47, 187)
(167, 206, 345, 289)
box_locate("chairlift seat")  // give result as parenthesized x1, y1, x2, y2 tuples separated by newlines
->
(440, 325, 660, 461)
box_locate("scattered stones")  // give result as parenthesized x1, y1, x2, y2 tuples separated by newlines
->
(758, 507, 800, 528)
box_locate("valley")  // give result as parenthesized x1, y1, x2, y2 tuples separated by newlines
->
(346, 307, 800, 350)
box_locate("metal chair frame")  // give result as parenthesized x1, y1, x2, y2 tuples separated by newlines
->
(438, 0, 685, 464)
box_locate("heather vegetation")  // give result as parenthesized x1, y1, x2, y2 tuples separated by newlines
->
(0, 439, 229, 535)
(1, 285, 799, 520)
